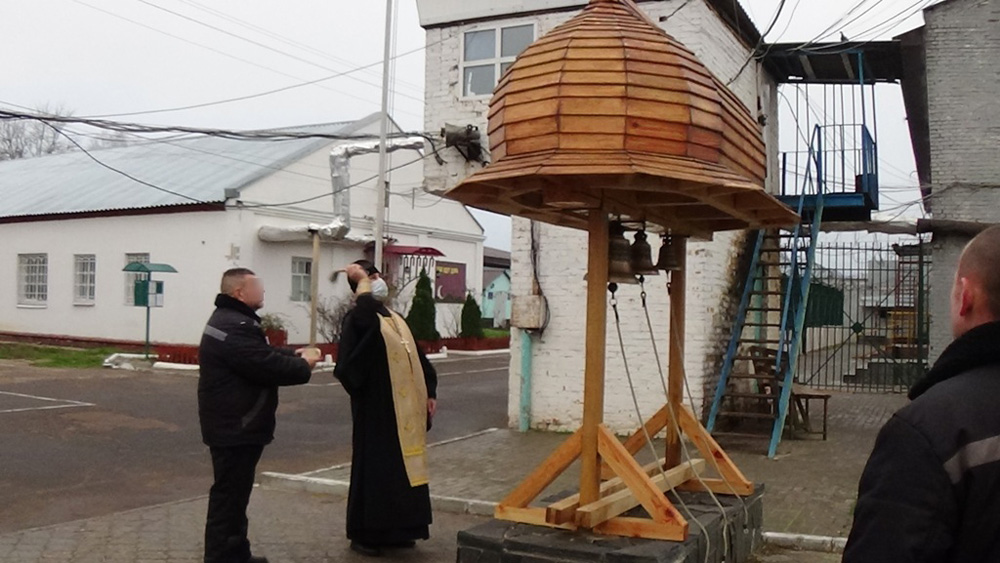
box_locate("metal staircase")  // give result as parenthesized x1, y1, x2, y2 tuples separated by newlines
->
(707, 126, 827, 458)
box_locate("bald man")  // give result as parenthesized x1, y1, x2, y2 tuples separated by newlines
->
(845, 226, 1000, 563)
(198, 268, 317, 563)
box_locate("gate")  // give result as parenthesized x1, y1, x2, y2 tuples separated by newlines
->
(797, 236, 931, 392)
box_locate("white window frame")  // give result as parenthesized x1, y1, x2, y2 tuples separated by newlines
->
(124, 253, 150, 305)
(17, 254, 48, 307)
(73, 254, 97, 305)
(291, 257, 312, 302)
(459, 22, 537, 100)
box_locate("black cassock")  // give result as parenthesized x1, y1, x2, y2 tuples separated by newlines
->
(334, 293, 438, 545)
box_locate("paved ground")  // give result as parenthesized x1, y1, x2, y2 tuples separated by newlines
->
(0, 353, 508, 534)
(0, 352, 906, 561)
(301, 391, 907, 538)
(0, 486, 488, 563)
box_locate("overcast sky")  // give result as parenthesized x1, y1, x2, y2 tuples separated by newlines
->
(2, 0, 934, 251)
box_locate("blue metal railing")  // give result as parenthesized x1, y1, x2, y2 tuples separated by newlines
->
(779, 124, 878, 210)
(768, 125, 826, 458)
(708, 125, 827, 457)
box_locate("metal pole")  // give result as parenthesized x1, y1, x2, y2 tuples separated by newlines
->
(373, 0, 394, 272)
(519, 330, 533, 432)
(144, 273, 152, 359)
(309, 230, 321, 347)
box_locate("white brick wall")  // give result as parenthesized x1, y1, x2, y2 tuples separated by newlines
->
(923, 0, 1000, 361)
(423, 0, 779, 432)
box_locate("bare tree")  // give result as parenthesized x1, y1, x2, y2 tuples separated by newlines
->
(316, 295, 353, 344)
(87, 130, 133, 151)
(0, 104, 75, 161)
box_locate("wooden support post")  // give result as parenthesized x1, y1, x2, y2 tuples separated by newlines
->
(601, 403, 670, 480)
(552, 455, 671, 525)
(578, 426, 695, 529)
(666, 236, 687, 468)
(581, 210, 610, 505)
(498, 429, 582, 509)
(675, 405, 754, 495)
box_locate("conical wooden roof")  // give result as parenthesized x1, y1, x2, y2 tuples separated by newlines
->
(444, 0, 798, 237)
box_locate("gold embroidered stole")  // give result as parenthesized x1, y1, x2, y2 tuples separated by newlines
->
(378, 311, 429, 487)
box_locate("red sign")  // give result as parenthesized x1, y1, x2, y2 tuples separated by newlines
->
(435, 261, 467, 302)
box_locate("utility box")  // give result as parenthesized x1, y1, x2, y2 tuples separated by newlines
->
(511, 294, 547, 330)
(134, 280, 165, 308)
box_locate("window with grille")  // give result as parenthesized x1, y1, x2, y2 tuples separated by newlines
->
(124, 253, 149, 305)
(291, 257, 312, 302)
(461, 23, 535, 98)
(74, 254, 96, 304)
(17, 254, 48, 305)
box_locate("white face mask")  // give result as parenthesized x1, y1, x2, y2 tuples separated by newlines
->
(371, 278, 390, 302)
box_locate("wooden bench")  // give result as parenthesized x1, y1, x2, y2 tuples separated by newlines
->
(745, 346, 830, 441)
(791, 385, 831, 441)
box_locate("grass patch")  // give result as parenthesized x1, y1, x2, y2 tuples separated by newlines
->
(0, 343, 119, 368)
(483, 328, 511, 339)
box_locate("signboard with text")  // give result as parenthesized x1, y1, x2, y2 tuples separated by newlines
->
(434, 261, 467, 303)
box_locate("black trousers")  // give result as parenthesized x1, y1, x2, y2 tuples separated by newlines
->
(205, 444, 264, 563)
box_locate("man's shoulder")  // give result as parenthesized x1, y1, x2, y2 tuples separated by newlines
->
(908, 364, 1000, 411)
(898, 363, 1000, 450)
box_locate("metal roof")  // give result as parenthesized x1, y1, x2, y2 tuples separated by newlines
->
(0, 114, 381, 219)
(762, 41, 905, 84)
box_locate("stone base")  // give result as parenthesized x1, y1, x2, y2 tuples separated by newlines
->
(457, 486, 764, 563)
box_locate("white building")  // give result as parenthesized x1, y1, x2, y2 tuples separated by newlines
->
(0, 113, 484, 346)
(416, 0, 782, 432)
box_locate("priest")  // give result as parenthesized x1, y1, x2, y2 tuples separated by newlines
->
(334, 260, 438, 557)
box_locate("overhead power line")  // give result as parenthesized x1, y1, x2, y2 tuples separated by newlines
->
(17, 118, 439, 211)
(69, 0, 426, 120)
(170, 0, 424, 93)
(136, 0, 424, 103)
(0, 108, 435, 144)
(80, 39, 438, 120)
(725, 0, 787, 86)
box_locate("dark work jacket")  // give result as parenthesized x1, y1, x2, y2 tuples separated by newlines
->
(334, 293, 438, 543)
(844, 320, 1000, 563)
(198, 294, 312, 447)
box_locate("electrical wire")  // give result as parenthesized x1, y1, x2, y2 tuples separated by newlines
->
(790, 0, 882, 50)
(68, 0, 416, 120)
(170, 0, 424, 93)
(0, 109, 441, 150)
(136, 0, 423, 104)
(69, 0, 439, 119)
(609, 285, 714, 563)
(725, 0, 787, 86)
(797, 0, 934, 55)
(36, 120, 204, 203)
(9, 112, 437, 211)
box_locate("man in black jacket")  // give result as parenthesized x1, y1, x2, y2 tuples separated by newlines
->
(198, 268, 316, 563)
(845, 226, 1000, 562)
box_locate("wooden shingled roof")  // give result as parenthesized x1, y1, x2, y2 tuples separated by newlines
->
(444, 0, 799, 239)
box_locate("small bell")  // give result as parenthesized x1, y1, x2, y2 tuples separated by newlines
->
(608, 223, 638, 284)
(630, 230, 659, 276)
(656, 234, 683, 271)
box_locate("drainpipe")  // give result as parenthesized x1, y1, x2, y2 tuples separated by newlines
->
(519, 329, 534, 432)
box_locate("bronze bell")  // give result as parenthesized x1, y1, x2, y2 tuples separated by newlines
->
(656, 234, 683, 271)
(608, 222, 638, 284)
(630, 230, 659, 275)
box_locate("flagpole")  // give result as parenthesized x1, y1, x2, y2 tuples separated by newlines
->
(373, 0, 394, 271)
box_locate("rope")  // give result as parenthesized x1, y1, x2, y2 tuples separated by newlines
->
(609, 284, 712, 563)
(636, 276, 745, 558)
(641, 277, 752, 530)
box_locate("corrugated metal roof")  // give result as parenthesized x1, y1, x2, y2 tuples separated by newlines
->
(0, 115, 379, 219)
